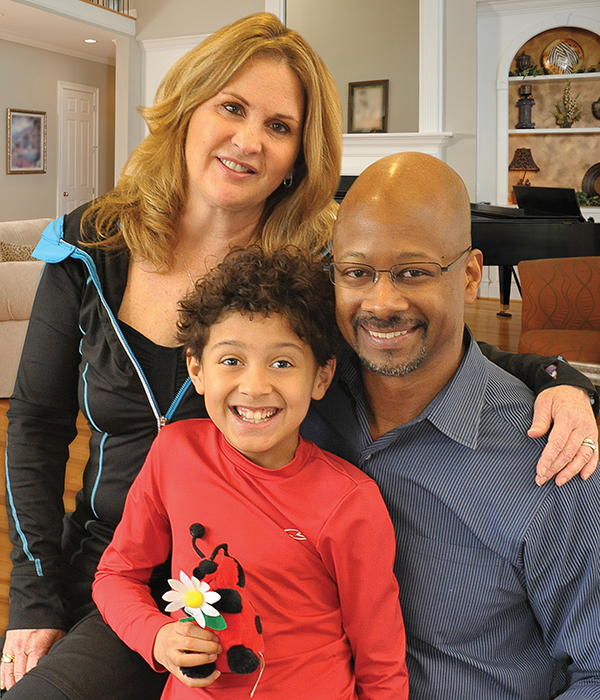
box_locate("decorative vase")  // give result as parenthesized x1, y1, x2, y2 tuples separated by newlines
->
(592, 98, 600, 120)
(516, 51, 532, 73)
(561, 121, 573, 129)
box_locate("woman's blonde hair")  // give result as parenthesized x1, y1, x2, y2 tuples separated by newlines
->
(83, 13, 342, 267)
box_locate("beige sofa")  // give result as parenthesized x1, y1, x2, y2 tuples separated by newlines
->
(0, 218, 52, 398)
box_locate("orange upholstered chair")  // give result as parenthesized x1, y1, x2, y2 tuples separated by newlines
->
(518, 256, 600, 363)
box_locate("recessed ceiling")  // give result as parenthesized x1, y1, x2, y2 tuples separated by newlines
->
(0, 0, 126, 64)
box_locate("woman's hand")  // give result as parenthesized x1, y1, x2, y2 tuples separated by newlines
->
(529, 385, 599, 486)
(1, 628, 66, 690)
(153, 621, 222, 688)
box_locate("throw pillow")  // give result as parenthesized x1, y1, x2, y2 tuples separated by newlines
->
(0, 241, 36, 262)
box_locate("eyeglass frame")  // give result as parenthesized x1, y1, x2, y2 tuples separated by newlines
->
(327, 246, 473, 289)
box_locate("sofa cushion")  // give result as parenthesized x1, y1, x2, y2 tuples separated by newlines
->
(0, 218, 53, 246)
(0, 260, 45, 322)
(0, 241, 36, 262)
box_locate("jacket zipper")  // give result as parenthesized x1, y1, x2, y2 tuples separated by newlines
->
(73, 249, 191, 432)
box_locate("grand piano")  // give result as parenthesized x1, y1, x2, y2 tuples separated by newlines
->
(336, 178, 600, 317)
(471, 186, 600, 315)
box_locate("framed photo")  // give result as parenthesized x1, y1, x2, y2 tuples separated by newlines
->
(348, 80, 389, 133)
(7, 109, 47, 174)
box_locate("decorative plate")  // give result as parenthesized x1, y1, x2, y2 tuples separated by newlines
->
(581, 163, 600, 197)
(542, 38, 584, 74)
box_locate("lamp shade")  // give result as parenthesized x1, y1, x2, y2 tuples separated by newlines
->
(509, 148, 539, 172)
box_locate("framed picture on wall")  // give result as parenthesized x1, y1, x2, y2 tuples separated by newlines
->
(7, 109, 47, 174)
(348, 80, 389, 133)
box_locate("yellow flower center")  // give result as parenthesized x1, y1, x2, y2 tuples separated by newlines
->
(184, 590, 204, 609)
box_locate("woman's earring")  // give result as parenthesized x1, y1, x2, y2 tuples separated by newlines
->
(283, 173, 293, 188)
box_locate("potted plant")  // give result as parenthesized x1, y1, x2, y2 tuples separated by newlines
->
(553, 80, 582, 128)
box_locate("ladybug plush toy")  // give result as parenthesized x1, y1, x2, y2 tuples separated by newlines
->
(163, 523, 264, 681)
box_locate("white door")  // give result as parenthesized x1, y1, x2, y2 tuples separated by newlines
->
(58, 83, 98, 216)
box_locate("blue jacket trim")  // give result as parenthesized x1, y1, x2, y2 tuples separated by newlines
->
(33, 217, 78, 263)
(5, 437, 44, 577)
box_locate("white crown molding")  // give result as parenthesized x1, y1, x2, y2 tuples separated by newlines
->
(139, 34, 210, 54)
(0, 28, 114, 64)
(477, 0, 600, 18)
(341, 132, 454, 175)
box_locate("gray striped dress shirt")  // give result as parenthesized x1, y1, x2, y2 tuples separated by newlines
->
(302, 329, 600, 699)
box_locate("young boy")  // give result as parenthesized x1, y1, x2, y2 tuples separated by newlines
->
(93, 246, 408, 699)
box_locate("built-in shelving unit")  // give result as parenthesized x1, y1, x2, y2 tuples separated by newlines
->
(507, 27, 600, 200)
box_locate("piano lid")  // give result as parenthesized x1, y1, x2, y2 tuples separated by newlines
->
(513, 186, 585, 222)
(470, 202, 524, 219)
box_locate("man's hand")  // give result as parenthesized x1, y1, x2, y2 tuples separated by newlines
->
(1, 628, 66, 690)
(153, 621, 222, 688)
(529, 385, 599, 486)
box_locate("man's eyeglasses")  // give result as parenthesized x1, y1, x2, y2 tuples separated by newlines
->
(327, 247, 472, 290)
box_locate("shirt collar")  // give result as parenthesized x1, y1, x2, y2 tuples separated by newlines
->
(337, 328, 489, 450)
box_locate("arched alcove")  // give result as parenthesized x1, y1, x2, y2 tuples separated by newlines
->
(493, 11, 600, 208)
(505, 28, 600, 204)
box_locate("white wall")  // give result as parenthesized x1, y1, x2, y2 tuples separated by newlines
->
(287, 0, 420, 134)
(0, 39, 115, 221)
(135, 0, 264, 43)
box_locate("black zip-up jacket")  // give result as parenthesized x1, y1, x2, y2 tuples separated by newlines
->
(5, 206, 208, 631)
(5, 205, 596, 632)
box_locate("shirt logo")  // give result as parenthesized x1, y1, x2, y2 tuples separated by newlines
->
(284, 528, 307, 541)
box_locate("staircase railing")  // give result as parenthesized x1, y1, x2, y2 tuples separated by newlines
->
(80, 0, 134, 18)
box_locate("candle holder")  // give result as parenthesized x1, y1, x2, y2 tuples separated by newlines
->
(516, 84, 535, 129)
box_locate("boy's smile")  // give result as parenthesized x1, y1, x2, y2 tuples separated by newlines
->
(187, 311, 334, 470)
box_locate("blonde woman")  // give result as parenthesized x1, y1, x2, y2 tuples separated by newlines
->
(2, 14, 341, 700)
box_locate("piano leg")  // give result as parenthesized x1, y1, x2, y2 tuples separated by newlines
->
(497, 265, 512, 318)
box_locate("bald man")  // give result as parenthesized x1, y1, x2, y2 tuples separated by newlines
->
(302, 153, 600, 698)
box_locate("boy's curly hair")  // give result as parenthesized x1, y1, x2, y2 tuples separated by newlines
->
(177, 246, 341, 367)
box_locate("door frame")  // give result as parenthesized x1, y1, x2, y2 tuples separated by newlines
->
(57, 81, 99, 217)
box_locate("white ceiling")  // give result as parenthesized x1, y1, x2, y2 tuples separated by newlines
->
(0, 0, 126, 64)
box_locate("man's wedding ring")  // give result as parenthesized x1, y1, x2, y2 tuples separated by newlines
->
(1, 654, 15, 664)
(582, 438, 597, 452)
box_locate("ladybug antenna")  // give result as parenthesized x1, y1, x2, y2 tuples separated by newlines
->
(210, 543, 229, 561)
(189, 523, 206, 558)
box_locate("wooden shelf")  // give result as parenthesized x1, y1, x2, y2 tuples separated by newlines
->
(509, 72, 600, 83)
(509, 127, 600, 134)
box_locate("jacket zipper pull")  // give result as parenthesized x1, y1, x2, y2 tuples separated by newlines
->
(159, 416, 167, 429)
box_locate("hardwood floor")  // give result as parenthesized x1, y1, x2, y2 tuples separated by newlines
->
(464, 297, 522, 355)
(0, 297, 522, 633)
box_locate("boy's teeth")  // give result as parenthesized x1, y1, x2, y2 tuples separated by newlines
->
(236, 407, 277, 423)
(221, 158, 252, 173)
(370, 329, 408, 339)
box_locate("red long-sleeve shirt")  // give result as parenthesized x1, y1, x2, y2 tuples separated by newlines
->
(93, 419, 408, 699)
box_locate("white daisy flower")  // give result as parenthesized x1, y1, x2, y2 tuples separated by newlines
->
(162, 570, 222, 628)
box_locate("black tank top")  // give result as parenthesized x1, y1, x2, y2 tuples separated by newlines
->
(118, 320, 189, 415)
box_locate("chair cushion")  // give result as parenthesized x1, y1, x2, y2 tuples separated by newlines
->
(518, 329, 600, 363)
(518, 257, 600, 332)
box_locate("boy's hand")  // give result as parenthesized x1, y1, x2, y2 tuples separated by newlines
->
(153, 620, 222, 688)
(529, 385, 599, 486)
